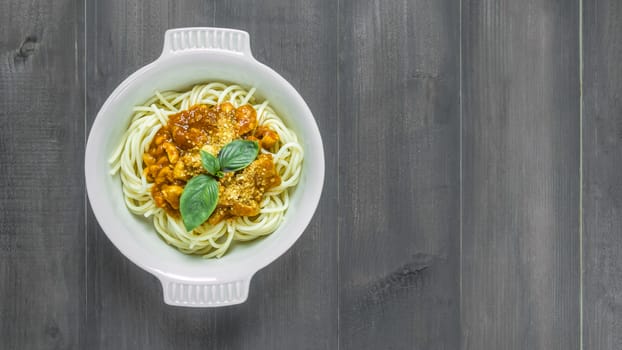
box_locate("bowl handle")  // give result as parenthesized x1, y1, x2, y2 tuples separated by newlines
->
(157, 274, 252, 307)
(161, 27, 252, 58)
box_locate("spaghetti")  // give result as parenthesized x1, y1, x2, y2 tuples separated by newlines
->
(109, 83, 303, 258)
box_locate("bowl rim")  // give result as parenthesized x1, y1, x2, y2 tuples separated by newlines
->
(84, 27, 325, 306)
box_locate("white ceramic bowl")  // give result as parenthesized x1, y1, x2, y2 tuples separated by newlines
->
(85, 28, 324, 307)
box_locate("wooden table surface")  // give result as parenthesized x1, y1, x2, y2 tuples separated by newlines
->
(1, 0, 621, 349)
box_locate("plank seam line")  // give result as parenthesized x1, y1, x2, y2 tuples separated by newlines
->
(458, 0, 463, 347)
(336, 0, 341, 348)
(83, 0, 88, 340)
(578, 0, 584, 348)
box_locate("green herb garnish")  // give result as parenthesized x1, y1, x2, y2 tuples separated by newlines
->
(218, 140, 260, 172)
(200, 150, 223, 178)
(180, 140, 259, 231)
(179, 175, 219, 231)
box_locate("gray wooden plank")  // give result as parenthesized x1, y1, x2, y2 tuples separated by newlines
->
(338, 1, 461, 349)
(461, 0, 580, 349)
(86, 1, 338, 349)
(85, 1, 217, 349)
(214, 2, 339, 349)
(583, 1, 622, 348)
(0, 0, 85, 349)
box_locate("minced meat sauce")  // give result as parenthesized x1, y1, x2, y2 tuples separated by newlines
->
(143, 102, 281, 224)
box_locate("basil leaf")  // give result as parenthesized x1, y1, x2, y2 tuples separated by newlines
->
(200, 150, 221, 177)
(218, 140, 259, 172)
(179, 174, 219, 231)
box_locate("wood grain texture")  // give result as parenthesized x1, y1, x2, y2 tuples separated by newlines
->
(338, 0, 460, 349)
(6, 0, 622, 348)
(214, 1, 339, 349)
(85, 2, 218, 349)
(583, 1, 622, 348)
(461, 0, 580, 349)
(0, 0, 85, 349)
(85, 1, 338, 349)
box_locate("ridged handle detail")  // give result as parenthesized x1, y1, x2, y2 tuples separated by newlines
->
(161, 27, 252, 57)
(160, 277, 250, 307)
